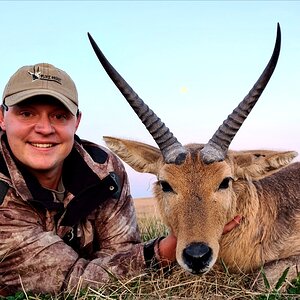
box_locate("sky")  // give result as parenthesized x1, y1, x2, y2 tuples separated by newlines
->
(0, 1, 299, 198)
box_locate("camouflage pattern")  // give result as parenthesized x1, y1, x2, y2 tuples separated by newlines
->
(0, 132, 147, 295)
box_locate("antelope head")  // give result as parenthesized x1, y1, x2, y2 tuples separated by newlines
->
(88, 24, 286, 274)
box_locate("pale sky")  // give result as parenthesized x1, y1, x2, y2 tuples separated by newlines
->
(1, 1, 299, 197)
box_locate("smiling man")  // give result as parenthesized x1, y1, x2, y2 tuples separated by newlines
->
(0, 62, 179, 295)
(0, 63, 239, 296)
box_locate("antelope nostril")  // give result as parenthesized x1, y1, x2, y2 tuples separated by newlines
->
(184, 243, 210, 257)
(182, 242, 212, 274)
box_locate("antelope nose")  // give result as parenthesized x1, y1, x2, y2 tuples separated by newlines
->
(182, 242, 212, 274)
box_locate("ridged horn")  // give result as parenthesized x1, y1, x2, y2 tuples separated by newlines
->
(201, 23, 281, 164)
(87, 33, 187, 165)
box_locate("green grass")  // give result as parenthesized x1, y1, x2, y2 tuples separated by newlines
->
(2, 216, 300, 299)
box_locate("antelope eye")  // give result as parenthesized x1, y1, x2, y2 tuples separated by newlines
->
(159, 181, 174, 193)
(219, 177, 232, 190)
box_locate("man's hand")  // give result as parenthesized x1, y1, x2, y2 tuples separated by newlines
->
(223, 215, 242, 235)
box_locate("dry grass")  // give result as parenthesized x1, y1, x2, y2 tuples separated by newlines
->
(133, 197, 161, 218)
(77, 266, 258, 300)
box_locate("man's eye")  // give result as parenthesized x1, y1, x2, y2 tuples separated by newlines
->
(53, 114, 67, 120)
(20, 111, 33, 118)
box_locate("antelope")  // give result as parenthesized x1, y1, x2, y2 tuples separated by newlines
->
(88, 24, 300, 286)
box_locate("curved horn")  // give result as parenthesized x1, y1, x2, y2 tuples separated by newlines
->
(201, 23, 281, 164)
(87, 33, 187, 165)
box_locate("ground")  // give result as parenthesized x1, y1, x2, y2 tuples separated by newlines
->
(133, 197, 161, 218)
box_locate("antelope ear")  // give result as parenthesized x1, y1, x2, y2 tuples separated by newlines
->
(103, 136, 162, 175)
(230, 150, 298, 180)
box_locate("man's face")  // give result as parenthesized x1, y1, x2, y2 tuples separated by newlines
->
(0, 96, 81, 179)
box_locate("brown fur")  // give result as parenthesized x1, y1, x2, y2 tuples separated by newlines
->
(103, 136, 300, 286)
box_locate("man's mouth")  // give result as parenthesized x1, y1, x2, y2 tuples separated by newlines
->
(30, 143, 55, 148)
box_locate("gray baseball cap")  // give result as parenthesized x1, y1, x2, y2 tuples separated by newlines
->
(2, 63, 78, 115)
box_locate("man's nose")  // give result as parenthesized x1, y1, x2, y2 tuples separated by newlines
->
(34, 116, 55, 134)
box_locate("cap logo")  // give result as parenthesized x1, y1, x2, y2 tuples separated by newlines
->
(28, 66, 62, 85)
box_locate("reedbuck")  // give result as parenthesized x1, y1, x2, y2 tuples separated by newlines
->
(88, 24, 300, 285)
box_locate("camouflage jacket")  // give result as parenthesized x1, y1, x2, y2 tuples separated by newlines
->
(0, 132, 148, 295)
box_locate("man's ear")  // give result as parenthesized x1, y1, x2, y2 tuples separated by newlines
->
(75, 111, 82, 131)
(0, 107, 6, 131)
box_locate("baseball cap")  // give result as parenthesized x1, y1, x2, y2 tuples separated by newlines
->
(2, 63, 78, 115)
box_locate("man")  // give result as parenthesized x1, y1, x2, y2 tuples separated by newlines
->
(0, 63, 240, 296)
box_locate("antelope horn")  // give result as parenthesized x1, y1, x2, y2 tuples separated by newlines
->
(87, 33, 187, 165)
(201, 23, 281, 164)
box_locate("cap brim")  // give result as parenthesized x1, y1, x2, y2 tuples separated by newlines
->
(4, 89, 78, 115)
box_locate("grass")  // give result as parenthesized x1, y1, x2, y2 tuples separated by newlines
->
(2, 216, 300, 299)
